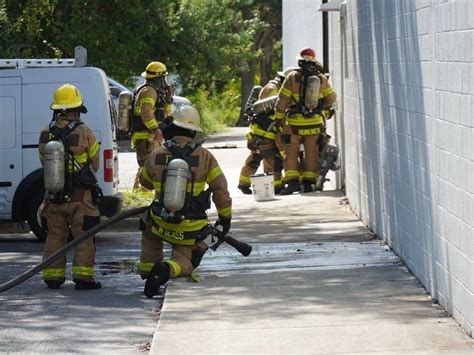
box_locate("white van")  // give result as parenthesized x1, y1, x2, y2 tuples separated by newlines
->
(0, 47, 122, 241)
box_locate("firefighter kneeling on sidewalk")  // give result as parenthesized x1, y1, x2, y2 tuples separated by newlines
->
(138, 106, 232, 298)
(39, 84, 102, 290)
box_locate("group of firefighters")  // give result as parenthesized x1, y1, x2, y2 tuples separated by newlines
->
(38, 46, 336, 297)
(238, 47, 337, 196)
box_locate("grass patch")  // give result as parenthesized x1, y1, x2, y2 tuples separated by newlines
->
(122, 189, 154, 208)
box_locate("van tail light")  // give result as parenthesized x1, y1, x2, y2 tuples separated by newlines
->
(104, 149, 114, 182)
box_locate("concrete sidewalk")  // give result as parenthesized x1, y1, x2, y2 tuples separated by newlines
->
(148, 128, 473, 354)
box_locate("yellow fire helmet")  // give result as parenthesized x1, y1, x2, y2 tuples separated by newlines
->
(172, 106, 203, 132)
(141, 61, 168, 79)
(50, 84, 87, 112)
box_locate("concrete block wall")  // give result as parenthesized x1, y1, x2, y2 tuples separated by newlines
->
(333, 0, 473, 335)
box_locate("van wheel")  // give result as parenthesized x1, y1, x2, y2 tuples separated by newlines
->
(27, 190, 47, 243)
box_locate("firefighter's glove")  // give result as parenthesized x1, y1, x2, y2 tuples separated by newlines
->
(149, 128, 163, 143)
(322, 107, 335, 120)
(215, 216, 231, 235)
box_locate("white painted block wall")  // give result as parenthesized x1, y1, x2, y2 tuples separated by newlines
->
(331, 0, 473, 335)
(282, 0, 323, 69)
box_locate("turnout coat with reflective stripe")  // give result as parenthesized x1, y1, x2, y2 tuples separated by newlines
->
(274, 68, 337, 131)
(140, 136, 232, 245)
(39, 118, 100, 173)
(131, 84, 172, 145)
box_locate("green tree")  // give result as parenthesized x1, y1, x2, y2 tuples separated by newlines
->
(0, 0, 281, 130)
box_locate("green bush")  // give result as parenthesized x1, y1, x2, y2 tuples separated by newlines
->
(188, 79, 241, 135)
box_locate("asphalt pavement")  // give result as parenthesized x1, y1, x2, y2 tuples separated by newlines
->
(0, 127, 472, 354)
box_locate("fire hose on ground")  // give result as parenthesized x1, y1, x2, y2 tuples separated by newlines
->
(0, 206, 252, 293)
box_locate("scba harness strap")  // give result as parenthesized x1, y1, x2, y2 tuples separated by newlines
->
(151, 140, 211, 224)
(47, 120, 102, 204)
(47, 120, 83, 202)
(290, 66, 325, 118)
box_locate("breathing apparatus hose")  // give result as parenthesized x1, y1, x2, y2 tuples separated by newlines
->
(0, 206, 148, 294)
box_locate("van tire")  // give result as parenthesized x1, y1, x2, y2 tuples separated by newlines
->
(27, 190, 47, 243)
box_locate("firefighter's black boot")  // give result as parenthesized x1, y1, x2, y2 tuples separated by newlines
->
(279, 180, 300, 195)
(45, 280, 63, 289)
(74, 279, 102, 290)
(144, 262, 170, 298)
(302, 181, 314, 193)
(238, 185, 252, 195)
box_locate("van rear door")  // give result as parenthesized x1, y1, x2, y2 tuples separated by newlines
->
(0, 77, 23, 218)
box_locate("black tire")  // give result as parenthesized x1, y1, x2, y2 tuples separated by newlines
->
(27, 189, 48, 242)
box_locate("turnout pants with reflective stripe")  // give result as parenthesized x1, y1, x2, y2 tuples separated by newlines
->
(282, 128, 321, 184)
(140, 228, 208, 279)
(239, 136, 283, 189)
(134, 139, 158, 189)
(41, 191, 100, 282)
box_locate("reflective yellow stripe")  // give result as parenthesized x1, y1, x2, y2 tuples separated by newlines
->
(297, 127, 321, 135)
(292, 94, 301, 100)
(74, 151, 88, 164)
(43, 267, 66, 278)
(268, 88, 278, 96)
(321, 87, 334, 97)
(287, 114, 324, 126)
(151, 213, 208, 232)
(302, 171, 317, 179)
(285, 170, 300, 178)
(164, 103, 172, 111)
(250, 124, 276, 140)
(89, 141, 100, 158)
(165, 259, 182, 277)
(280, 87, 292, 97)
(72, 266, 94, 276)
(140, 97, 156, 106)
(207, 166, 223, 183)
(141, 166, 153, 185)
(153, 181, 162, 192)
(151, 226, 197, 245)
(275, 111, 285, 119)
(139, 262, 155, 273)
(274, 178, 282, 187)
(217, 206, 232, 217)
(239, 175, 251, 184)
(188, 181, 205, 195)
(132, 131, 151, 140)
(144, 118, 158, 130)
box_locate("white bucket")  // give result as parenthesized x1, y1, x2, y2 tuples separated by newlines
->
(250, 173, 275, 201)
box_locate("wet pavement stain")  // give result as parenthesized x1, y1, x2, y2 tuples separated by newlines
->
(96, 259, 139, 275)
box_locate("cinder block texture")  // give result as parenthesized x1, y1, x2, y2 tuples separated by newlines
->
(335, 0, 473, 336)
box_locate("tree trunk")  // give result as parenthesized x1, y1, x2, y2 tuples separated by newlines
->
(260, 39, 274, 86)
(236, 59, 257, 127)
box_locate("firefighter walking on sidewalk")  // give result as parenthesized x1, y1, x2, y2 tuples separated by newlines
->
(275, 48, 337, 195)
(132, 61, 174, 190)
(138, 106, 232, 298)
(39, 84, 102, 290)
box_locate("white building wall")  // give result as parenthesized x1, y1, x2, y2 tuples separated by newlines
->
(330, 0, 473, 335)
(282, 0, 323, 69)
